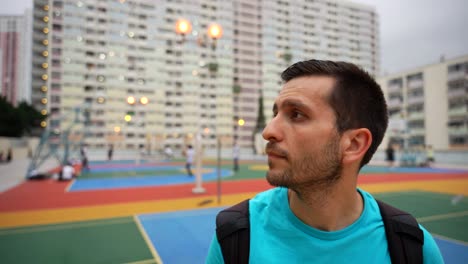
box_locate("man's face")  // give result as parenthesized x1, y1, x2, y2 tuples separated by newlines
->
(262, 76, 342, 190)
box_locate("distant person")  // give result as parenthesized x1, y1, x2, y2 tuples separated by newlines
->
(385, 143, 395, 167)
(80, 145, 90, 172)
(233, 142, 240, 172)
(59, 162, 76, 181)
(426, 144, 435, 167)
(107, 144, 114, 161)
(0, 151, 4, 163)
(6, 148, 12, 163)
(164, 146, 174, 160)
(185, 145, 194, 176)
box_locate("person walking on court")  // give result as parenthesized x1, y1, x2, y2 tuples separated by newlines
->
(385, 142, 395, 167)
(80, 145, 90, 172)
(107, 144, 114, 161)
(6, 148, 12, 163)
(206, 60, 443, 263)
(425, 144, 435, 167)
(185, 145, 194, 176)
(233, 142, 240, 172)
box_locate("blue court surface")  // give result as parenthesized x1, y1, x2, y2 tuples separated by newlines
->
(138, 207, 468, 264)
(69, 167, 232, 191)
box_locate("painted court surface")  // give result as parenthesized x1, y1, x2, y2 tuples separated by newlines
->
(0, 160, 467, 263)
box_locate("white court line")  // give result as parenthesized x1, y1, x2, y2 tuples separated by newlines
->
(133, 215, 163, 264)
(417, 210, 468, 223)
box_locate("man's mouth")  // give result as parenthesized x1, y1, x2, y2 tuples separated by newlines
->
(265, 143, 288, 160)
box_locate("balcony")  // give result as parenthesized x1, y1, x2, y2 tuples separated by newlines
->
(407, 96, 424, 105)
(409, 128, 425, 136)
(407, 112, 425, 121)
(448, 105, 468, 116)
(448, 125, 468, 136)
(387, 98, 403, 108)
(387, 84, 402, 93)
(447, 71, 466, 82)
(447, 88, 467, 99)
(407, 79, 424, 90)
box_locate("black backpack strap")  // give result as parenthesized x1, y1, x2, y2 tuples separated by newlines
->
(377, 199, 424, 264)
(216, 199, 250, 264)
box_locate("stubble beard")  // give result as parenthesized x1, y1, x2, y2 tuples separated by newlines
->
(266, 137, 342, 195)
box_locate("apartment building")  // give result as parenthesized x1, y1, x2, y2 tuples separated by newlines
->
(31, 0, 379, 152)
(260, 0, 379, 125)
(0, 13, 32, 105)
(378, 54, 468, 150)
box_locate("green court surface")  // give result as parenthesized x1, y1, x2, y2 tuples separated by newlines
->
(0, 217, 155, 264)
(374, 191, 468, 242)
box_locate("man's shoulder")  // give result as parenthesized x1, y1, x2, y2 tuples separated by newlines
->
(249, 187, 286, 212)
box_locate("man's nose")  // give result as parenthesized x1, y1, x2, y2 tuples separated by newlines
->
(262, 116, 283, 142)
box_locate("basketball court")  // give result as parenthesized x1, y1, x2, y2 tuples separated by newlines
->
(0, 160, 467, 263)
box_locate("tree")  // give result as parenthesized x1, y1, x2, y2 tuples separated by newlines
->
(254, 90, 266, 133)
(0, 96, 22, 137)
(232, 84, 241, 95)
(252, 90, 266, 154)
(0, 96, 45, 137)
(208, 62, 219, 74)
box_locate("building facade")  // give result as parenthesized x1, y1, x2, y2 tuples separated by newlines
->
(378, 54, 468, 150)
(31, 0, 379, 152)
(261, 0, 379, 125)
(0, 14, 32, 105)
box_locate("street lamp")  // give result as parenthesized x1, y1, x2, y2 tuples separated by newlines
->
(175, 19, 192, 42)
(207, 23, 223, 50)
(175, 19, 223, 194)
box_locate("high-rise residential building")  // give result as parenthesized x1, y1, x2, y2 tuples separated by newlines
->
(261, 0, 379, 125)
(1, 13, 32, 105)
(378, 54, 468, 150)
(31, 0, 379, 152)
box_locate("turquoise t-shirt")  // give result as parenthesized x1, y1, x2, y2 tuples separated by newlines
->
(206, 187, 444, 263)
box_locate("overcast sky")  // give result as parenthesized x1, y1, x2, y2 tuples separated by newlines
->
(2, 0, 468, 75)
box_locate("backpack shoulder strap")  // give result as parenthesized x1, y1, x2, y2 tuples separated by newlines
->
(216, 199, 250, 264)
(376, 199, 424, 264)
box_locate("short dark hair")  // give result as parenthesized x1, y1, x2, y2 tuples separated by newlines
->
(281, 60, 388, 167)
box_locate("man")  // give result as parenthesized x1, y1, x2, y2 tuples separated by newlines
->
(185, 145, 194, 176)
(80, 145, 90, 172)
(206, 60, 443, 263)
(233, 142, 240, 172)
(59, 162, 75, 181)
(107, 144, 114, 161)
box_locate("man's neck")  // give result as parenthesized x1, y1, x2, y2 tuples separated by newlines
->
(288, 177, 363, 231)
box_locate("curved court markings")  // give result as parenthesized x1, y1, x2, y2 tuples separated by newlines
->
(68, 167, 232, 191)
(122, 259, 158, 264)
(133, 215, 162, 264)
(417, 210, 468, 223)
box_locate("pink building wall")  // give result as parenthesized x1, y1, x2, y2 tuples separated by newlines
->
(0, 31, 19, 106)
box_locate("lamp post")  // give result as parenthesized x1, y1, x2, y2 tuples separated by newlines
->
(126, 95, 149, 164)
(175, 19, 223, 194)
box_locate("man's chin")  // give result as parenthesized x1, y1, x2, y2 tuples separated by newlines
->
(266, 170, 290, 187)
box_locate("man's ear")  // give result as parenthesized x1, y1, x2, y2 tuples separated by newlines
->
(341, 128, 372, 165)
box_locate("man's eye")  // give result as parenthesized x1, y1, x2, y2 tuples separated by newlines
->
(291, 111, 304, 119)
